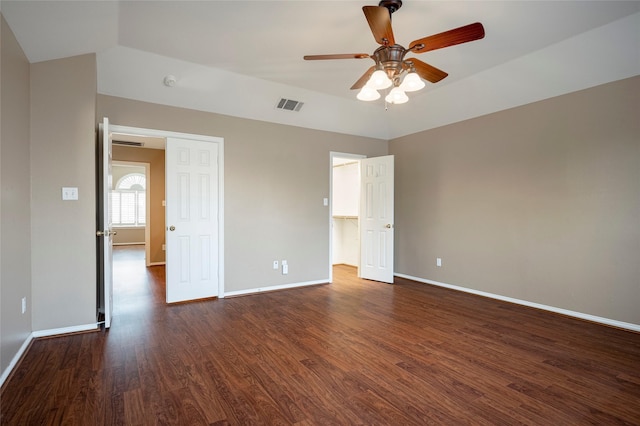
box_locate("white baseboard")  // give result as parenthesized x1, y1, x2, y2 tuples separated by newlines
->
(224, 279, 328, 298)
(0, 333, 34, 388)
(32, 323, 99, 338)
(395, 273, 640, 333)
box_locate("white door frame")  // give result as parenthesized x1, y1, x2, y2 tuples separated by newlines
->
(106, 123, 225, 298)
(329, 151, 366, 283)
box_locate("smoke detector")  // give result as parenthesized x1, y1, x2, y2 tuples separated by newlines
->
(163, 75, 177, 87)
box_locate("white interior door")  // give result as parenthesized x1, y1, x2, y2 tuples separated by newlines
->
(359, 155, 394, 283)
(98, 117, 114, 328)
(166, 137, 220, 303)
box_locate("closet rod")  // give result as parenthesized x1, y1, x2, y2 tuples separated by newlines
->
(333, 161, 359, 168)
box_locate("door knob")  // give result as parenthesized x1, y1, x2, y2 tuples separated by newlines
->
(96, 230, 105, 237)
(169, 225, 176, 231)
(385, 224, 394, 229)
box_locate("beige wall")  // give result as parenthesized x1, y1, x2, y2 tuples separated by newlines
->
(390, 76, 640, 325)
(30, 54, 97, 330)
(112, 146, 166, 262)
(1, 15, 32, 374)
(97, 95, 388, 292)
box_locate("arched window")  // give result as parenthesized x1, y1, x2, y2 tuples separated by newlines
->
(116, 173, 146, 191)
(111, 173, 146, 226)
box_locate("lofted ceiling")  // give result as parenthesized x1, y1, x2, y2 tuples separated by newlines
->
(2, 1, 639, 139)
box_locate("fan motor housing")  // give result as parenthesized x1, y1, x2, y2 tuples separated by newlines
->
(372, 44, 407, 77)
(379, 0, 402, 14)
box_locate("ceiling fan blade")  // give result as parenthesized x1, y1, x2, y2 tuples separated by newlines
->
(350, 66, 375, 90)
(409, 22, 485, 54)
(304, 53, 370, 60)
(363, 6, 395, 46)
(409, 58, 448, 83)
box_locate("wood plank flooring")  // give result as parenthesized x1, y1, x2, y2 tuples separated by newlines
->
(2, 245, 640, 425)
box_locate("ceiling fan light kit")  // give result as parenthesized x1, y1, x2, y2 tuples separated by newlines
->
(357, 86, 382, 101)
(367, 68, 393, 90)
(304, 0, 485, 106)
(385, 86, 409, 104)
(399, 70, 425, 92)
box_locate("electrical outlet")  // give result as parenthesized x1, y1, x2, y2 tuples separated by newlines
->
(21, 297, 27, 314)
(282, 264, 289, 275)
(162, 244, 166, 251)
(273, 260, 279, 270)
(436, 258, 442, 267)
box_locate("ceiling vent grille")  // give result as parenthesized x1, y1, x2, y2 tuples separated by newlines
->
(113, 140, 144, 147)
(276, 98, 304, 112)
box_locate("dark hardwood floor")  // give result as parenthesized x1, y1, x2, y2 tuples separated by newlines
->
(2, 245, 639, 425)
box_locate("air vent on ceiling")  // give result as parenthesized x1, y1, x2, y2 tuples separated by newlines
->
(113, 140, 144, 147)
(276, 98, 304, 112)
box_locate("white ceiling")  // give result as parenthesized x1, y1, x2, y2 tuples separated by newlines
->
(2, 1, 639, 139)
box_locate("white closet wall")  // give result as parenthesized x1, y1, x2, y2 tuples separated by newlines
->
(332, 161, 359, 266)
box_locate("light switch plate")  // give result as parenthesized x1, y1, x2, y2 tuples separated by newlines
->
(62, 187, 78, 200)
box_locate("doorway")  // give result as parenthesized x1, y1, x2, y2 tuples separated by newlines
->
(329, 152, 396, 285)
(329, 152, 365, 282)
(98, 121, 225, 328)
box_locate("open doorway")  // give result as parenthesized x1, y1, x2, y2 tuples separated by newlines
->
(330, 152, 365, 282)
(108, 137, 166, 323)
(98, 121, 225, 328)
(329, 152, 396, 285)
(111, 136, 166, 268)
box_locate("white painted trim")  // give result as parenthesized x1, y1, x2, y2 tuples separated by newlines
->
(395, 273, 640, 333)
(0, 333, 34, 387)
(217, 140, 225, 298)
(224, 279, 328, 298)
(109, 124, 223, 144)
(32, 323, 99, 338)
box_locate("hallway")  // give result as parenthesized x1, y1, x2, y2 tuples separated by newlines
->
(113, 245, 164, 320)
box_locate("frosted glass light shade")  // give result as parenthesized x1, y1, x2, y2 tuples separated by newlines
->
(357, 86, 381, 101)
(385, 87, 408, 104)
(399, 72, 425, 92)
(366, 69, 392, 90)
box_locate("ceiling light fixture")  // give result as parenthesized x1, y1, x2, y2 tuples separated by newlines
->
(356, 55, 426, 104)
(305, 1, 486, 107)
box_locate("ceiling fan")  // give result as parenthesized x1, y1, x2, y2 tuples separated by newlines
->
(303, 0, 485, 104)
